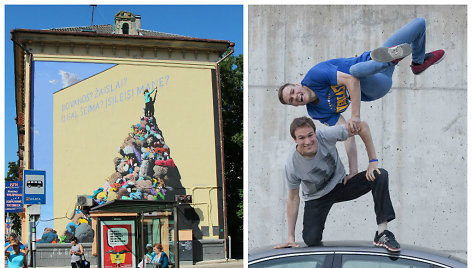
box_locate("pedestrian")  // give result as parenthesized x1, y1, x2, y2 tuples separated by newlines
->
(5, 239, 27, 268)
(138, 244, 156, 268)
(4, 233, 28, 256)
(274, 116, 400, 252)
(150, 243, 169, 268)
(278, 17, 445, 180)
(69, 236, 84, 268)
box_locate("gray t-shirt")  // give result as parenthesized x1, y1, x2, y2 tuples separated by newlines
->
(70, 244, 82, 263)
(285, 125, 348, 201)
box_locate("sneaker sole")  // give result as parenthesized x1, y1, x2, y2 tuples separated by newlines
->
(371, 43, 412, 63)
(373, 241, 401, 252)
(412, 51, 447, 75)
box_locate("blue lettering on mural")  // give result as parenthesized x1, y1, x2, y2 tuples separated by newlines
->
(60, 75, 170, 123)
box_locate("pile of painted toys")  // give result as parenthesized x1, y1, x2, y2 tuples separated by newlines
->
(92, 115, 175, 205)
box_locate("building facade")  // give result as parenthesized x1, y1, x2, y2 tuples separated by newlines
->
(12, 11, 233, 265)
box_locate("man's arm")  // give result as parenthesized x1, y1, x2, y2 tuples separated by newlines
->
(336, 115, 358, 178)
(337, 71, 361, 133)
(347, 121, 380, 181)
(274, 187, 300, 248)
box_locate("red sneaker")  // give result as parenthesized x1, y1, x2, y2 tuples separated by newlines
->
(410, 50, 446, 75)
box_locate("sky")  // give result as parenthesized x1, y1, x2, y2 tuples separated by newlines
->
(4, 5, 243, 174)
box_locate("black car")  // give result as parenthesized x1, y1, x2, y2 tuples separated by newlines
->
(249, 241, 466, 268)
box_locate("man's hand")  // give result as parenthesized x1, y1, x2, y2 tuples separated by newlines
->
(343, 172, 356, 185)
(366, 161, 380, 181)
(347, 116, 361, 133)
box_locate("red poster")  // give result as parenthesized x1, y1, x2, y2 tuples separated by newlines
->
(100, 220, 136, 268)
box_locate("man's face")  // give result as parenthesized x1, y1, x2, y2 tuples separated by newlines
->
(282, 84, 309, 106)
(293, 125, 317, 157)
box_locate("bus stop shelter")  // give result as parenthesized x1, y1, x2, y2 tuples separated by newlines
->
(90, 200, 179, 268)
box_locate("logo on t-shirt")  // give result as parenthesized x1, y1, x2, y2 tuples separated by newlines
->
(328, 85, 349, 113)
(308, 153, 336, 192)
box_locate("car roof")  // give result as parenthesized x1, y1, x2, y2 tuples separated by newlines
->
(249, 241, 466, 267)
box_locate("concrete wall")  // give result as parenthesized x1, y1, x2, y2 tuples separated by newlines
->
(36, 243, 97, 267)
(248, 5, 467, 259)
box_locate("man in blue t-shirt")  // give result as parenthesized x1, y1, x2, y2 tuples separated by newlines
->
(278, 18, 445, 178)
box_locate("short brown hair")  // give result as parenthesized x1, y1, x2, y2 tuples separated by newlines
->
(278, 83, 293, 105)
(290, 116, 316, 139)
(153, 243, 163, 251)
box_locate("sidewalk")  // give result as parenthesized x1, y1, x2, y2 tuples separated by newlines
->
(31, 259, 243, 268)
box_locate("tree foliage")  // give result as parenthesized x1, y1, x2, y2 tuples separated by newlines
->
(219, 52, 243, 258)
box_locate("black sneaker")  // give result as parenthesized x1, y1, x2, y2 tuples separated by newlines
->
(374, 230, 401, 252)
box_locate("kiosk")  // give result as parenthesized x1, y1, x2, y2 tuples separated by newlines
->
(91, 200, 179, 268)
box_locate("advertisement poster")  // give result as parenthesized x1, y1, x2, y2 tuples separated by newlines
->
(100, 220, 136, 268)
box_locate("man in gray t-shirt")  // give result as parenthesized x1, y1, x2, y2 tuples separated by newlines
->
(275, 116, 400, 252)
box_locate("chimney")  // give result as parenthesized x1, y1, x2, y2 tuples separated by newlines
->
(136, 15, 141, 30)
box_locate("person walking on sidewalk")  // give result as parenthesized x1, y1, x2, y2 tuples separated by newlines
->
(278, 17, 445, 181)
(69, 237, 84, 268)
(5, 239, 27, 268)
(275, 116, 400, 252)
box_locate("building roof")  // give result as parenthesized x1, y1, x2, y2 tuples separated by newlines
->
(48, 24, 186, 38)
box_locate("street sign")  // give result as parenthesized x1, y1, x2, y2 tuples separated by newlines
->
(23, 170, 46, 204)
(5, 181, 23, 212)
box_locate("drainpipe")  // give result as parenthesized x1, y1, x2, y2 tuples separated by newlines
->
(11, 33, 34, 255)
(215, 42, 235, 261)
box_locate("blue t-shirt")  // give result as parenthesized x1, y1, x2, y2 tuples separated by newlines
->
(301, 51, 371, 126)
(7, 252, 25, 268)
(145, 88, 155, 103)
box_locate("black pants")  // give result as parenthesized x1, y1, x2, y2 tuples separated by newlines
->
(302, 168, 396, 246)
(145, 101, 153, 117)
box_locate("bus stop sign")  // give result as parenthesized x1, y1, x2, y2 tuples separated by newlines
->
(23, 170, 46, 204)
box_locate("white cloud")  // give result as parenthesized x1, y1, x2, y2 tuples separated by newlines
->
(58, 70, 80, 88)
(49, 80, 58, 84)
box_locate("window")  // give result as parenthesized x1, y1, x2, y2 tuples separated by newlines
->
(342, 254, 432, 268)
(122, 23, 129, 34)
(250, 254, 329, 268)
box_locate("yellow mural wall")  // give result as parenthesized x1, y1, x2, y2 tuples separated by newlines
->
(52, 62, 220, 237)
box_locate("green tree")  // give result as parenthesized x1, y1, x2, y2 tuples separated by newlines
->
(5, 160, 22, 235)
(219, 52, 243, 258)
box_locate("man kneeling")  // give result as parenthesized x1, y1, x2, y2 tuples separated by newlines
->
(275, 116, 400, 252)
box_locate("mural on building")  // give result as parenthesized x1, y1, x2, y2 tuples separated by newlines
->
(32, 61, 216, 243)
(60, 86, 190, 242)
(92, 88, 178, 204)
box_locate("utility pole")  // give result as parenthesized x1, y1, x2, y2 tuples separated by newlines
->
(90, 5, 97, 26)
